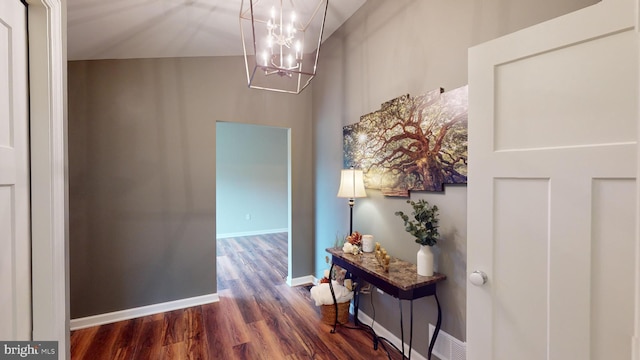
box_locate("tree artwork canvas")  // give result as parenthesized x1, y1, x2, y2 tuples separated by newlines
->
(343, 85, 468, 194)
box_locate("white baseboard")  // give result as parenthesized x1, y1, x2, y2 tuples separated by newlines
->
(216, 228, 288, 239)
(357, 310, 428, 360)
(70, 293, 219, 331)
(287, 275, 316, 287)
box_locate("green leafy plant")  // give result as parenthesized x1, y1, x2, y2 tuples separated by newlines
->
(395, 199, 440, 246)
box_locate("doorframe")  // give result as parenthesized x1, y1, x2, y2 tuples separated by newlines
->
(635, 0, 640, 355)
(214, 122, 293, 286)
(635, 1, 640, 359)
(25, 0, 68, 358)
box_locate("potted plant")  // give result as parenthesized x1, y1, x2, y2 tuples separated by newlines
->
(395, 199, 440, 276)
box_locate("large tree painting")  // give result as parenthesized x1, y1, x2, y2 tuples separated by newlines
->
(344, 85, 468, 193)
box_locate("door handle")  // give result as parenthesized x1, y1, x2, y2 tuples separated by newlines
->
(469, 270, 488, 286)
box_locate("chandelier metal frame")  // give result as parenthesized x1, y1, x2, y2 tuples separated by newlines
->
(240, 0, 328, 94)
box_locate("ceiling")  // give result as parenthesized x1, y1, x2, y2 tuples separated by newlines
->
(67, 0, 367, 61)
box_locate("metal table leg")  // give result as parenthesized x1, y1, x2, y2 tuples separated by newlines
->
(428, 293, 442, 360)
(328, 263, 338, 333)
(399, 299, 405, 359)
(409, 300, 413, 360)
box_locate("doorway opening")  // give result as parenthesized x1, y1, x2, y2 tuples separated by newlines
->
(215, 122, 291, 292)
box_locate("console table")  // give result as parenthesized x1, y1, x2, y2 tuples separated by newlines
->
(326, 247, 446, 360)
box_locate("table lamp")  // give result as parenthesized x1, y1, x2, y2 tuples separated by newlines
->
(337, 168, 367, 234)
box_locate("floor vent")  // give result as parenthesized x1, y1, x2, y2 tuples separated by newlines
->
(428, 324, 467, 360)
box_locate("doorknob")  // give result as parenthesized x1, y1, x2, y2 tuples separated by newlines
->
(469, 270, 488, 286)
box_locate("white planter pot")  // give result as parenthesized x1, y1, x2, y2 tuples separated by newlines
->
(417, 245, 434, 276)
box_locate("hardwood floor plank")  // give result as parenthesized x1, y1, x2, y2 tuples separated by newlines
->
(111, 346, 135, 360)
(253, 296, 302, 346)
(214, 290, 251, 347)
(160, 342, 187, 360)
(231, 341, 263, 360)
(247, 320, 288, 359)
(225, 278, 264, 324)
(69, 325, 98, 359)
(131, 319, 164, 360)
(162, 308, 186, 346)
(144, 312, 164, 322)
(224, 237, 245, 254)
(184, 332, 208, 360)
(84, 322, 120, 360)
(114, 317, 144, 350)
(184, 307, 204, 340)
(216, 254, 240, 283)
(201, 302, 237, 360)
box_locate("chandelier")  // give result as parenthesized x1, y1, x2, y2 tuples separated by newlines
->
(240, 0, 329, 94)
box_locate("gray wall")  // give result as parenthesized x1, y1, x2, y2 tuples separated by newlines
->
(216, 122, 288, 236)
(68, 57, 313, 318)
(312, 0, 598, 353)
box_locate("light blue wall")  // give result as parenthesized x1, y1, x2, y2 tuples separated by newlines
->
(216, 122, 288, 237)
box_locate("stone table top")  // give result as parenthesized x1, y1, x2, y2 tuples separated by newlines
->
(326, 247, 446, 292)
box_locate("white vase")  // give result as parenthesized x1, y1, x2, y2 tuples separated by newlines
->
(417, 245, 434, 276)
(362, 235, 374, 252)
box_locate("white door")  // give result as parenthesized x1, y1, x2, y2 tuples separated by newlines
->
(467, 0, 638, 359)
(0, 0, 30, 340)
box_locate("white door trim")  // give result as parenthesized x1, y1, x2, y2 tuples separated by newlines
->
(635, 0, 640, 357)
(25, 0, 68, 358)
(631, 13, 639, 344)
(0, 0, 30, 340)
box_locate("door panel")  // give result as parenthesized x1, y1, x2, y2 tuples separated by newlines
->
(468, 0, 638, 359)
(590, 179, 635, 360)
(0, 0, 30, 340)
(494, 29, 637, 151)
(0, 22, 10, 146)
(493, 178, 549, 359)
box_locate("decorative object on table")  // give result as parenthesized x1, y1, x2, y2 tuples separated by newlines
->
(337, 168, 367, 234)
(239, 0, 329, 94)
(342, 231, 363, 255)
(374, 242, 391, 272)
(416, 245, 435, 277)
(346, 231, 362, 247)
(333, 232, 346, 248)
(361, 234, 374, 253)
(342, 85, 468, 194)
(395, 199, 440, 276)
(342, 242, 360, 255)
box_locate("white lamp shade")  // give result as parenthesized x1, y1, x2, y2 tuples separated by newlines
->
(337, 169, 367, 198)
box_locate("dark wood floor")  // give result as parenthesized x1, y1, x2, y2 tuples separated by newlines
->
(70, 233, 403, 359)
